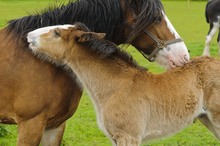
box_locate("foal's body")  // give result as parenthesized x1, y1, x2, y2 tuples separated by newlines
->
(64, 46, 206, 144)
(27, 24, 220, 145)
(88, 60, 204, 143)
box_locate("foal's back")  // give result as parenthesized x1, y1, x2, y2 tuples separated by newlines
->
(105, 56, 220, 142)
(100, 57, 206, 142)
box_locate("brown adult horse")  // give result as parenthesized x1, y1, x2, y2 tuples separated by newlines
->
(27, 23, 220, 145)
(0, 0, 189, 145)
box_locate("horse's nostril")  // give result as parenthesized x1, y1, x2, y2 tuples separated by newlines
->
(171, 61, 176, 67)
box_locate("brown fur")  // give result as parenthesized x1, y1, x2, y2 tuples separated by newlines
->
(0, 27, 83, 146)
(0, 0, 188, 145)
(28, 24, 220, 145)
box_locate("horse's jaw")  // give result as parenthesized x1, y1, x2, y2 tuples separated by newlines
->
(155, 42, 190, 71)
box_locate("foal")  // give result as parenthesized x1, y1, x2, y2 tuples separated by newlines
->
(27, 23, 220, 145)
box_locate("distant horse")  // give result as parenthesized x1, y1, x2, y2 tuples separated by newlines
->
(203, 0, 220, 57)
(27, 23, 220, 145)
(0, 0, 189, 145)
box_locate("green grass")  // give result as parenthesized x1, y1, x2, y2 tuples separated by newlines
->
(0, 0, 220, 145)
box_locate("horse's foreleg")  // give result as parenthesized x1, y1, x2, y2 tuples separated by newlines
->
(17, 115, 47, 146)
(203, 23, 218, 56)
(41, 121, 66, 146)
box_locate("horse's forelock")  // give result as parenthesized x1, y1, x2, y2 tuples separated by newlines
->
(126, 0, 164, 43)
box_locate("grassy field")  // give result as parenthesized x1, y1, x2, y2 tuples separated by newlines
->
(0, 0, 220, 145)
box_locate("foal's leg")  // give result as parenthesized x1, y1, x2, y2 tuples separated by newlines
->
(116, 137, 139, 146)
(202, 89, 220, 141)
(41, 121, 66, 146)
(17, 115, 46, 146)
(199, 115, 220, 140)
(110, 132, 140, 146)
(203, 23, 218, 56)
(205, 111, 220, 142)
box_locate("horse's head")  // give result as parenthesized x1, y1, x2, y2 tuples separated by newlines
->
(121, 0, 189, 70)
(27, 23, 105, 65)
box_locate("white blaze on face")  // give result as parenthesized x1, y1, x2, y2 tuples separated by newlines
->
(155, 12, 190, 71)
(162, 11, 180, 39)
(27, 25, 75, 50)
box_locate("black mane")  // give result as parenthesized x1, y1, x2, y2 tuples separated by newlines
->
(7, 0, 125, 44)
(73, 22, 147, 71)
(86, 37, 147, 71)
(7, 0, 164, 44)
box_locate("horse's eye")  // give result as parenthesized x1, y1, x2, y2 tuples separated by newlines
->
(157, 16, 162, 23)
(54, 30, 60, 36)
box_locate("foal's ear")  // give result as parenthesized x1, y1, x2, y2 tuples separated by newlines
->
(93, 33, 106, 40)
(76, 32, 91, 43)
(76, 32, 106, 43)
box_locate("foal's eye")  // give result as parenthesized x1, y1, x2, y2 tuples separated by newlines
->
(54, 30, 60, 36)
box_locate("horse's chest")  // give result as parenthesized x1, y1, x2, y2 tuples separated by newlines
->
(0, 116, 16, 124)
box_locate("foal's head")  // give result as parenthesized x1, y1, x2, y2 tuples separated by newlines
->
(27, 23, 106, 65)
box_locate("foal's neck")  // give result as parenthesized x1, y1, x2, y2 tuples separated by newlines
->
(68, 47, 135, 102)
